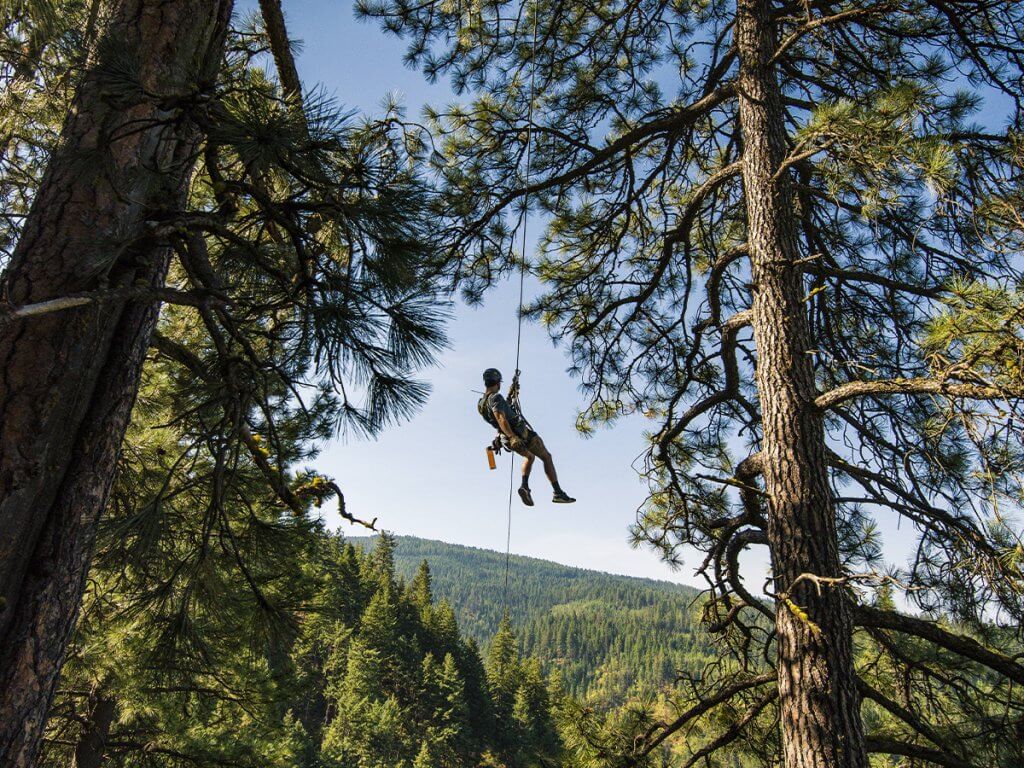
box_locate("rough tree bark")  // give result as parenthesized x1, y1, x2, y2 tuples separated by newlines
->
(0, 1, 233, 764)
(71, 689, 116, 768)
(258, 0, 303, 102)
(734, 1, 868, 766)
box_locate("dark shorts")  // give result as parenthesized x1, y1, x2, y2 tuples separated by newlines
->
(512, 431, 549, 459)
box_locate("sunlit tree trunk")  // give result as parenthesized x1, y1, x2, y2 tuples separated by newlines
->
(735, 1, 867, 766)
(0, 1, 233, 764)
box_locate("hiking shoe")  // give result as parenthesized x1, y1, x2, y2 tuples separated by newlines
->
(518, 487, 535, 507)
(552, 490, 576, 504)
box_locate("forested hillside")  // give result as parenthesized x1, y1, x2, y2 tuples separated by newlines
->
(352, 536, 715, 703)
(43, 533, 566, 768)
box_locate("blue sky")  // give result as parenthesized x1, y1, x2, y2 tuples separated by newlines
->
(244, 0, 934, 587)
(251, 0, 687, 582)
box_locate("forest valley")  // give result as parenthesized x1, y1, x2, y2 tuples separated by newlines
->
(2, 0, 1024, 767)
(43, 532, 565, 768)
(46, 523, 1024, 768)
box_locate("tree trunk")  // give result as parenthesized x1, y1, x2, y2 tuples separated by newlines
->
(258, 0, 303, 102)
(734, 1, 868, 767)
(0, 1, 233, 764)
(72, 689, 117, 768)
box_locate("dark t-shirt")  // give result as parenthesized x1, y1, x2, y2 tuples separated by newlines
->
(478, 392, 528, 437)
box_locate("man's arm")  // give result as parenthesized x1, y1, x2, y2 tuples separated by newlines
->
(496, 414, 528, 453)
(489, 394, 525, 448)
(495, 411, 517, 439)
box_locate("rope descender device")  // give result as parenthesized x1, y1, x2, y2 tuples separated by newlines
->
(508, 369, 522, 412)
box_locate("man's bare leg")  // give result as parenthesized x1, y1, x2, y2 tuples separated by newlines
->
(521, 453, 535, 485)
(518, 452, 536, 506)
(539, 453, 559, 488)
(515, 442, 574, 504)
(533, 446, 575, 503)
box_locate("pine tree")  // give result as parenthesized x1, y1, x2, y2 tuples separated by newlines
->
(487, 616, 520, 698)
(358, 0, 1024, 764)
(0, 3, 235, 762)
(459, 637, 496, 757)
(410, 559, 434, 616)
(486, 616, 524, 765)
(369, 532, 399, 590)
(431, 599, 462, 654)
(413, 739, 438, 768)
(361, 583, 401, 661)
(324, 620, 406, 766)
(435, 653, 473, 763)
(0, 0, 452, 758)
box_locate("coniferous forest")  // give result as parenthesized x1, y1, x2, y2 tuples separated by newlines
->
(43, 532, 568, 768)
(2, 1, 1024, 768)
(353, 535, 713, 703)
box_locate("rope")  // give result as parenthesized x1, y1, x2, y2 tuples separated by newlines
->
(501, 2, 541, 618)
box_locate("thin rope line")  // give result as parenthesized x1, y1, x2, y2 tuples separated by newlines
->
(502, 2, 541, 619)
(504, 463, 514, 613)
(513, 6, 540, 375)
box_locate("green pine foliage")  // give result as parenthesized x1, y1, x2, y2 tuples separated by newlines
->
(351, 536, 715, 705)
(315, 535, 564, 768)
(11, 2, 1024, 766)
(0, 0, 96, 258)
(42, 533, 565, 768)
(42, 524, 1021, 767)
(350, 537, 1024, 767)
(351, 0, 1024, 761)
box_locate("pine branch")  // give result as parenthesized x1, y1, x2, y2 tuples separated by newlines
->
(801, 263, 945, 299)
(827, 450, 998, 557)
(680, 688, 779, 768)
(725, 528, 774, 622)
(257, 0, 302, 104)
(855, 604, 1024, 686)
(772, 3, 896, 64)
(816, 377, 1021, 411)
(656, 307, 753, 458)
(0, 287, 226, 327)
(865, 736, 974, 768)
(857, 678, 967, 763)
(625, 673, 776, 764)
(458, 85, 738, 248)
(149, 333, 375, 530)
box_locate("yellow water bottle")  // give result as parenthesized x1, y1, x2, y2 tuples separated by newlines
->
(486, 446, 497, 470)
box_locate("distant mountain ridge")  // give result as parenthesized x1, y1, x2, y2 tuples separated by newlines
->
(349, 535, 716, 704)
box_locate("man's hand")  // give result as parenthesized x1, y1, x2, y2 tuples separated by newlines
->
(491, 435, 503, 453)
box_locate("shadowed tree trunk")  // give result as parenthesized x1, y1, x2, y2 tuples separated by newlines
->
(72, 689, 116, 768)
(258, 0, 302, 102)
(735, 0, 868, 766)
(0, 1, 233, 764)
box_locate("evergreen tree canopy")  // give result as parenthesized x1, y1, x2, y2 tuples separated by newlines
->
(6, 0, 1024, 765)
(357, 0, 1024, 765)
(360, 535, 711, 704)
(44, 534, 567, 768)
(0, 1, 456, 758)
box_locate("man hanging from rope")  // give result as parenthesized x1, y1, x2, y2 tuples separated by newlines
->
(478, 368, 576, 506)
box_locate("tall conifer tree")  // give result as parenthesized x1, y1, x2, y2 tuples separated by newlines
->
(0, 4, 234, 762)
(0, 0, 451, 760)
(359, 0, 1024, 764)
